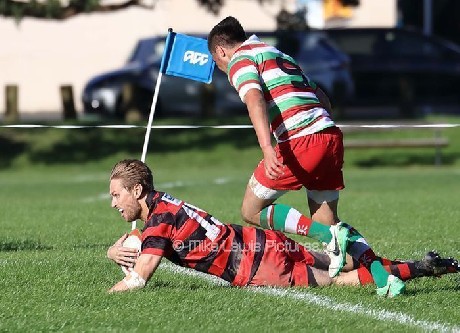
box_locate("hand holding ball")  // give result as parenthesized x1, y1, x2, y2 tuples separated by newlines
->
(120, 229, 142, 275)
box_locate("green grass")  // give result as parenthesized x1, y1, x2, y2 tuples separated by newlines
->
(1, 117, 459, 332)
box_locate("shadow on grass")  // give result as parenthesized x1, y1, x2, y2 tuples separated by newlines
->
(150, 279, 227, 291)
(0, 124, 258, 168)
(0, 239, 53, 251)
(404, 282, 460, 295)
(70, 243, 112, 250)
(0, 134, 27, 168)
(352, 152, 459, 168)
(2, 119, 459, 168)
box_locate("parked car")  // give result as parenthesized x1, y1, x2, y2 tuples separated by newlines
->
(82, 31, 354, 119)
(324, 27, 460, 117)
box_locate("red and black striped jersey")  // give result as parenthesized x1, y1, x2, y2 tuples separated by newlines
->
(140, 191, 266, 286)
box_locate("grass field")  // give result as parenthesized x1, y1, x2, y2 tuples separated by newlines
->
(1, 117, 459, 332)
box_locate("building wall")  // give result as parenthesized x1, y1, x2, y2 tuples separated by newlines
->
(0, 0, 285, 118)
(329, 0, 396, 28)
(0, 0, 396, 119)
(312, 0, 396, 28)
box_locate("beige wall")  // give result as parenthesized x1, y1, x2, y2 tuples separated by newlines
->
(324, 0, 396, 28)
(0, 0, 284, 119)
(0, 0, 395, 119)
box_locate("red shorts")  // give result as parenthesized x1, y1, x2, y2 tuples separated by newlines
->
(253, 126, 345, 191)
(248, 230, 315, 287)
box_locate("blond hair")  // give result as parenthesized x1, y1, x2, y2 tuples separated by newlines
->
(110, 159, 154, 193)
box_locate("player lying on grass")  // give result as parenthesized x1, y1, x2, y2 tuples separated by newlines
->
(107, 159, 459, 296)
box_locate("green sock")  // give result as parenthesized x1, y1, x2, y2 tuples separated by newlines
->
(345, 223, 390, 288)
(260, 204, 332, 244)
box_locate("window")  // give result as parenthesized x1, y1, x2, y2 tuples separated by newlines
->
(330, 32, 378, 56)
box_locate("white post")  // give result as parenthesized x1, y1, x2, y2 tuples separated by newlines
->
(423, 0, 432, 36)
(131, 71, 164, 231)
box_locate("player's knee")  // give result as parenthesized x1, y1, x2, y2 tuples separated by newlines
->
(308, 190, 340, 225)
(311, 210, 337, 226)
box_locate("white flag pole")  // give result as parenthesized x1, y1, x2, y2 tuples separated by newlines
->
(130, 28, 174, 231)
(131, 71, 164, 231)
(141, 72, 164, 163)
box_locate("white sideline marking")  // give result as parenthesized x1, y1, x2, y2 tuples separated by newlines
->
(81, 177, 233, 202)
(81, 193, 110, 203)
(158, 262, 459, 333)
(1, 124, 459, 129)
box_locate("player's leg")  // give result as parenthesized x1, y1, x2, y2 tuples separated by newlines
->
(241, 135, 362, 280)
(309, 248, 405, 270)
(240, 178, 280, 227)
(308, 250, 459, 293)
(255, 200, 400, 289)
(304, 266, 335, 286)
(286, 236, 350, 288)
(307, 191, 340, 226)
(287, 248, 335, 287)
(336, 222, 406, 296)
(292, 262, 358, 287)
(307, 190, 358, 272)
(300, 127, 345, 227)
(242, 176, 346, 281)
(419, 251, 460, 276)
(299, 127, 362, 272)
(310, 263, 405, 288)
(356, 252, 459, 285)
(242, 134, 349, 246)
(278, 221, 402, 294)
(243, 173, 349, 278)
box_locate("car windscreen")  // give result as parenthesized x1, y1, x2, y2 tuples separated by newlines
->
(328, 31, 378, 56)
(301, 37, 345, 62)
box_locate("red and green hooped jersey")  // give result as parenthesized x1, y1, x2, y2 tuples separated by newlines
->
(228, 35, 336, 143)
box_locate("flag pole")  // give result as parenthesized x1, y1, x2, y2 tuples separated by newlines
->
(131, 71, 163, 231)
(131, 28, 173, 231)
(140, 71, 163, 164)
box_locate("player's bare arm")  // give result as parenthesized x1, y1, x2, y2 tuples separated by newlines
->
(109, 253, 162, 293)
(107, 233, 139, 268)
(244, 89, 283, 179)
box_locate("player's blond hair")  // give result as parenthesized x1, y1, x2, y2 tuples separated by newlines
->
(110, 159, 154, 193)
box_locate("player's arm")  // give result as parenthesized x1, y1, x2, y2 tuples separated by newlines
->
(244, 89, 283, 179)
(315, 86, 332, 114)
(107, 233, 139, 268)
(108, 253, 162, 293)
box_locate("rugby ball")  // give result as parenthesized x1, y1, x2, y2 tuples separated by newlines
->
(121, 229, 142, 275)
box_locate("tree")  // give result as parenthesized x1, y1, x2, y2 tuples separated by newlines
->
(0, 0, 268, 21)
(0, 0, 152, 20)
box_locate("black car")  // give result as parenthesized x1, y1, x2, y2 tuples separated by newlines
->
(324, 27, 460, 117)
(82, 31, 354, 119)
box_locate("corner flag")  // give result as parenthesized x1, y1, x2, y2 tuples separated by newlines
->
(136, 29, 215, 231)
(160, 30, 215, 84)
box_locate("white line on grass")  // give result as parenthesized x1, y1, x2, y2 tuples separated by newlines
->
(2, 124, 460, 129)
(81, 177, 234, 203)
(158, 262, 459, 333)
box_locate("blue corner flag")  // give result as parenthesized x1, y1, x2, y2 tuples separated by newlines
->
(159, 30, 215, 84)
